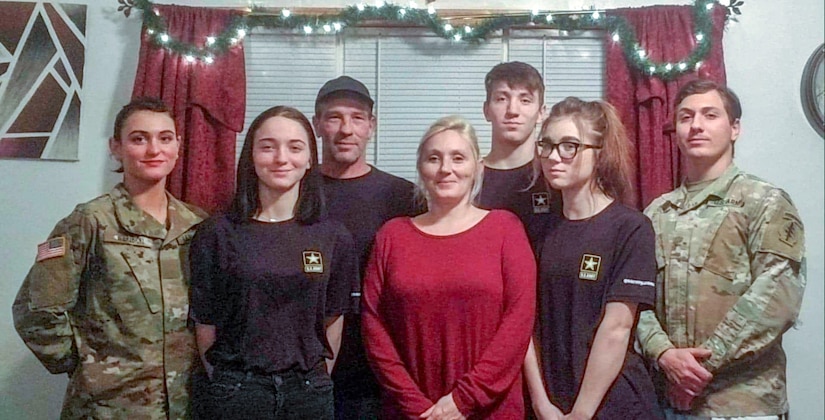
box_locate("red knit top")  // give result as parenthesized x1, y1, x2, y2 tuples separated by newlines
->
(362, 210, 536, 419)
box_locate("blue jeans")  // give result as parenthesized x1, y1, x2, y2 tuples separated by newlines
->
(197, 363, 334, 420)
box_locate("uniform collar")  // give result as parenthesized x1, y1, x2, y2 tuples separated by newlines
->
(111, 183, 204, 243)
(660, 164, 742, 213)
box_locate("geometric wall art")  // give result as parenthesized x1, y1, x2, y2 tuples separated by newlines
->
(0, 2, 86, 160)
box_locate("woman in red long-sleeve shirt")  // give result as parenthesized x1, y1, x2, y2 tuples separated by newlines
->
(362, 116, 536, 420)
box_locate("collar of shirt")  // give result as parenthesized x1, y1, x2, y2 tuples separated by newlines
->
(658, 164, 742, 214)
(110, 183, 204, 244)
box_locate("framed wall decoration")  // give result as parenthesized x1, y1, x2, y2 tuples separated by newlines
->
(0, 1, 87, 160)
(800, 43, 824, 138)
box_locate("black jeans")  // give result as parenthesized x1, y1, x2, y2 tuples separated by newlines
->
(196, 363, 334, 420)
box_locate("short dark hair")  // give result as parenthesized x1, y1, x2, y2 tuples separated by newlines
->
(674, 79, 742, 123)
(113, 97, 174, 141)
(229, 106, 326, 225)
(484, 61, 545, 105)
(111, 97, 175, 173)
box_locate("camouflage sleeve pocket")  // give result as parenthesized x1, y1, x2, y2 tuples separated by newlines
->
(28, 236, 77, 310)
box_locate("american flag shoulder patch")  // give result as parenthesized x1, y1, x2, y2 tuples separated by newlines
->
(36, 237, 67, 262)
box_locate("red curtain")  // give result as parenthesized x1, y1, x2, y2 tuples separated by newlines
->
(606, 5, 727, 209)
(132, 4, 245, 214)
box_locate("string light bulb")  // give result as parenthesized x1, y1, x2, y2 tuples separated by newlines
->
(136, 0, 720, 80)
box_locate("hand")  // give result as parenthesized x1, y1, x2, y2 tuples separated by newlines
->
(667, 381, 695, 411)
(657, 348, 713, 396)
(419, 394, 466, 420)
(532, 398, 564, 420)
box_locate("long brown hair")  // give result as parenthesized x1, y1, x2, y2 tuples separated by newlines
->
(542, 97, 634, 203)
(230, 106, 325, 224)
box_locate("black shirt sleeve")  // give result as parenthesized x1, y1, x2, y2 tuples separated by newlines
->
(189, 217, 226, 325)
(605, 214, 657, 309)
(325, 223, 360, 318)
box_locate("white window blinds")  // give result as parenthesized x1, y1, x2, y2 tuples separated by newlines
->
(242, 28, 604, 181)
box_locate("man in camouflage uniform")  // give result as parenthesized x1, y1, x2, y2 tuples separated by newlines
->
(13, 183, 206, 419)
(636, 79, 805, 419)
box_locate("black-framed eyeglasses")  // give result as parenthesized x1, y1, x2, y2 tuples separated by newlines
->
(536, 139, 602, 159)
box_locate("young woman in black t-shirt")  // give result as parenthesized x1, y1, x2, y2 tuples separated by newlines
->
(523, 98, 662, 419)
(189, 106, 359, 419)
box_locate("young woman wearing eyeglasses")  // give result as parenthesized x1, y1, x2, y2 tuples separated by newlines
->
(523, 97, 663, 420)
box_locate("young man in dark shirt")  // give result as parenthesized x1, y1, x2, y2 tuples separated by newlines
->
(312, 76, 420, 420)
(478, 62, 556, 243)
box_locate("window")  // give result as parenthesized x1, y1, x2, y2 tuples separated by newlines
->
(242, 27, 604, 181)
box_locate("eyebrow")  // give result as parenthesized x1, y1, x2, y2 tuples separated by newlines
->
(127, 129, 175, 136)
(255, 137, 308, 144)
(677, 106, 723, 115)
(540, 135, 580, 143)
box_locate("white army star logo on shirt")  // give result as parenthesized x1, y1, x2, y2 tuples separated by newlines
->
(303, 251, 323, 273)
(532, 192, 550, 214)
(579, 254, 601, 281)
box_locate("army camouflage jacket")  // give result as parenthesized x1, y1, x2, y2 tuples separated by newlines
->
(13, 184, 207, 420)
(636, 165, 806, 417)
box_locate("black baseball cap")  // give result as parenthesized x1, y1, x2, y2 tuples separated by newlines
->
(315, 76, 374, 109)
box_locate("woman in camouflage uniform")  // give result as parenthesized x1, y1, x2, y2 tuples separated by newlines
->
(13, 98, 206, 419)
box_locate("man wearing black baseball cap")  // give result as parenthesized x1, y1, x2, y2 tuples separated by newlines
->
(313, 76, 421, 420)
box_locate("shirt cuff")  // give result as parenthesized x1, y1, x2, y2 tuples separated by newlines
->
(649, 341, 676, 369)
(451, 388, 474, 418)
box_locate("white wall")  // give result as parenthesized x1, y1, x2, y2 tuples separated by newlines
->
(0, 1, 821, 418)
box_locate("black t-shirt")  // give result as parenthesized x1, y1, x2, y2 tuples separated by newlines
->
(322, 167, 422, 396)
(537, 202, 662, 419)
(189, 215, 359, 374)
(477, 162, 560, 245)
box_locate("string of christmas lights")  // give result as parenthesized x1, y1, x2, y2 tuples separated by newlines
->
(121, 0, 739, 79)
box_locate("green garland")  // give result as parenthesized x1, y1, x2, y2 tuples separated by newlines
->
(119, 0, 740, 80)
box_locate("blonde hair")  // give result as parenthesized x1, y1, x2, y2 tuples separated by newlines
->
(415, 115, 483, 206)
